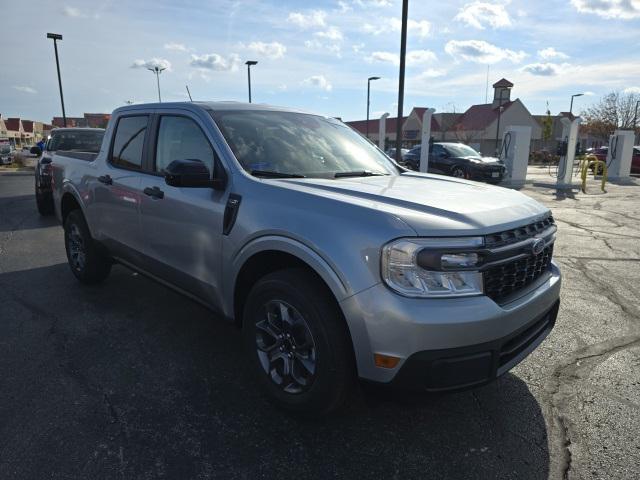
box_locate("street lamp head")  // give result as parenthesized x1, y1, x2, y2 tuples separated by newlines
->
(46, 33, 63, 40)
(368, 76, 381, 81)
(573, 93, 585, 98)
(246, 60, 258, 66)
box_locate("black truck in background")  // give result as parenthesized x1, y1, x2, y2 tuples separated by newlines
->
(35, 128, 105, 215)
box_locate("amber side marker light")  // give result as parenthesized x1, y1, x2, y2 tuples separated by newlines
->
(374, 353, 401, 369)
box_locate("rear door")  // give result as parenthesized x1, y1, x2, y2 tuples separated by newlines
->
(137, 110, 228, 306)
(89, 115, 150, 260)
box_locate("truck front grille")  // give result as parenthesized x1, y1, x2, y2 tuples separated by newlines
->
(484, 245, 554, 302)
(485, 216, 555, 249)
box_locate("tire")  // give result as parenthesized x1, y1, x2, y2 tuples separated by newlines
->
(64, 209, 111, 284)
(451, 165, 466, 178)
(242, 268, 355, 415)
(35, 189, 54, 215)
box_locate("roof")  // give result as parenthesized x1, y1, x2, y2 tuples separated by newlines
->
(22, 120, 34, 132)
(346, 116, 405, 135)
(457, 101, 514, 130)
(5, 118, 21, 131)
(492, 78, 514, 88)
(411, 107, 441, 131)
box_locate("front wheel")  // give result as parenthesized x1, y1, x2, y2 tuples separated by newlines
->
(242, 269, 355, 415)
(64, 210, 111, 284)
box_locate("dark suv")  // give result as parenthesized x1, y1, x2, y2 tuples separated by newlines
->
(403, 142, 506, 184)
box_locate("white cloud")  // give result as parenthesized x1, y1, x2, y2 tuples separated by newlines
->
(538, 47, 569, 60)
(624, 86, 640, 94)
(314, 26, 343, 41)
(392, 18, 432, 38)
(520, 62, 570, 76)
(454, 2, 512, 29)
(62, 6, 83, 17)
(364, 18, 431, 38)
(245, 41, 286, 59)
(418, 68, 447, 79)
(287, 10, 327, 28)
(131, 58, 172, 71)
(189, 53, 240, 72)
(571, 0, 640, 19)
(367, 50, 436, 66)
(164, 42, 188, 52)
(302, 75, 333, 91)
(444, 40, 526, 64)
(337, 1, 352, 12)
(13, 86, 37, 94)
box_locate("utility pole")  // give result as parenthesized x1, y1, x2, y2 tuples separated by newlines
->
(395, 0, 408, 164)
(46, 33, 66, 127)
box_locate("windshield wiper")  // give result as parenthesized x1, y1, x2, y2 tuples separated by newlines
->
(251, 170, 306, 178)
(334, 170, 389, 178)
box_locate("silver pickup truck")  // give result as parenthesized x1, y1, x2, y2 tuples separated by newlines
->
(51, 102, 561, 414)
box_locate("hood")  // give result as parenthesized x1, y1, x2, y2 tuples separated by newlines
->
(273, 172, 548, 236)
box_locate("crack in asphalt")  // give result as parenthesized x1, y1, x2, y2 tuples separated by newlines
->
(542, 251, 640, 479)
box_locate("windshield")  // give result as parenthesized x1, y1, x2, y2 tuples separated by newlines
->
(210, 110, 396, 178)
(444, 144, 481, 157)
(48, 130, 105, 153)
(0, 145, 10, 154)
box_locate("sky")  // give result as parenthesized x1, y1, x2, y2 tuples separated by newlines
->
(1, 0, 640, 123)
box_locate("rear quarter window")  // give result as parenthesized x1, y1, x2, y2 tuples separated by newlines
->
(110, 116, 149, 170)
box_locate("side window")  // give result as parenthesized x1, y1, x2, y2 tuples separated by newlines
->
(431, 144, 445, 157)
(155, 116, 215, 176)
(111, 116, 148, 170)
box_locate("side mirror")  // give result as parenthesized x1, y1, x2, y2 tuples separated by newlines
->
(30, 146, 42, 156)
(164, 159, 226, 190)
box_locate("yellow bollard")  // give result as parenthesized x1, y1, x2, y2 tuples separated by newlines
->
(581, 157, 607, 193)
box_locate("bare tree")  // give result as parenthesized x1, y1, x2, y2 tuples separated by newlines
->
(580, 91, 640, 141)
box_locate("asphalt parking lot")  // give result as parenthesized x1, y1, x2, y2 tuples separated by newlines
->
(1, 169, 639, 479)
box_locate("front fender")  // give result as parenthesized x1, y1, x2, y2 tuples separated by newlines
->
(222, 235, 350, 319)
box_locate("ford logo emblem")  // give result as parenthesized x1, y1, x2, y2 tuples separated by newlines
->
(532, 238, 545, 256)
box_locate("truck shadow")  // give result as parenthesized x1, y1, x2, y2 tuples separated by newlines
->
(0, 263, 549, 480)
(0, 194, 59, 233)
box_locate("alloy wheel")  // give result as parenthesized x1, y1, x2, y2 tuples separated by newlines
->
(255, 300, 317, 394)
(67, 223, 86, 271)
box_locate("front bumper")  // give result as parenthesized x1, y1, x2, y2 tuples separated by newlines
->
(468, 163, 505, 182)
(340, 261, 561, 387)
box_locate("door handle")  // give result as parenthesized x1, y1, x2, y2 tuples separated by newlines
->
(97, 174, 112, 185)
(143, 186, 164, 199)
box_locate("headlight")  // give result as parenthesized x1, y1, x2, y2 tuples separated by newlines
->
(381, 238, 484, 298)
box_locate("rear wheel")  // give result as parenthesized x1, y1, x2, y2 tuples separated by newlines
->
(35, 185, 54, 215)
(64, 210, 111, 284)
(451, 165, 466, 178)
(242, 269, 354, 415)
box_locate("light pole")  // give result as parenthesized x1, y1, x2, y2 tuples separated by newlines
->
(633, 100, 639, 137)
(245, 60, 258, 103)
(394, 0, 408, 164)
(366, 76, 380, 139)
(147, 66, 166, 102)
(494, 87, 511, 155)
(569, 93, 584, 115)
(46, 33, 66, 127)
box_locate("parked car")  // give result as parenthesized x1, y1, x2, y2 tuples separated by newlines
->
(51, 102, 561, 414)
(35, 128, 105, 215)
(403, 142, 506, 184)
(0, 144, 12, 165)
(586, 145, 640, 175)
(385, 148, 409, 161)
